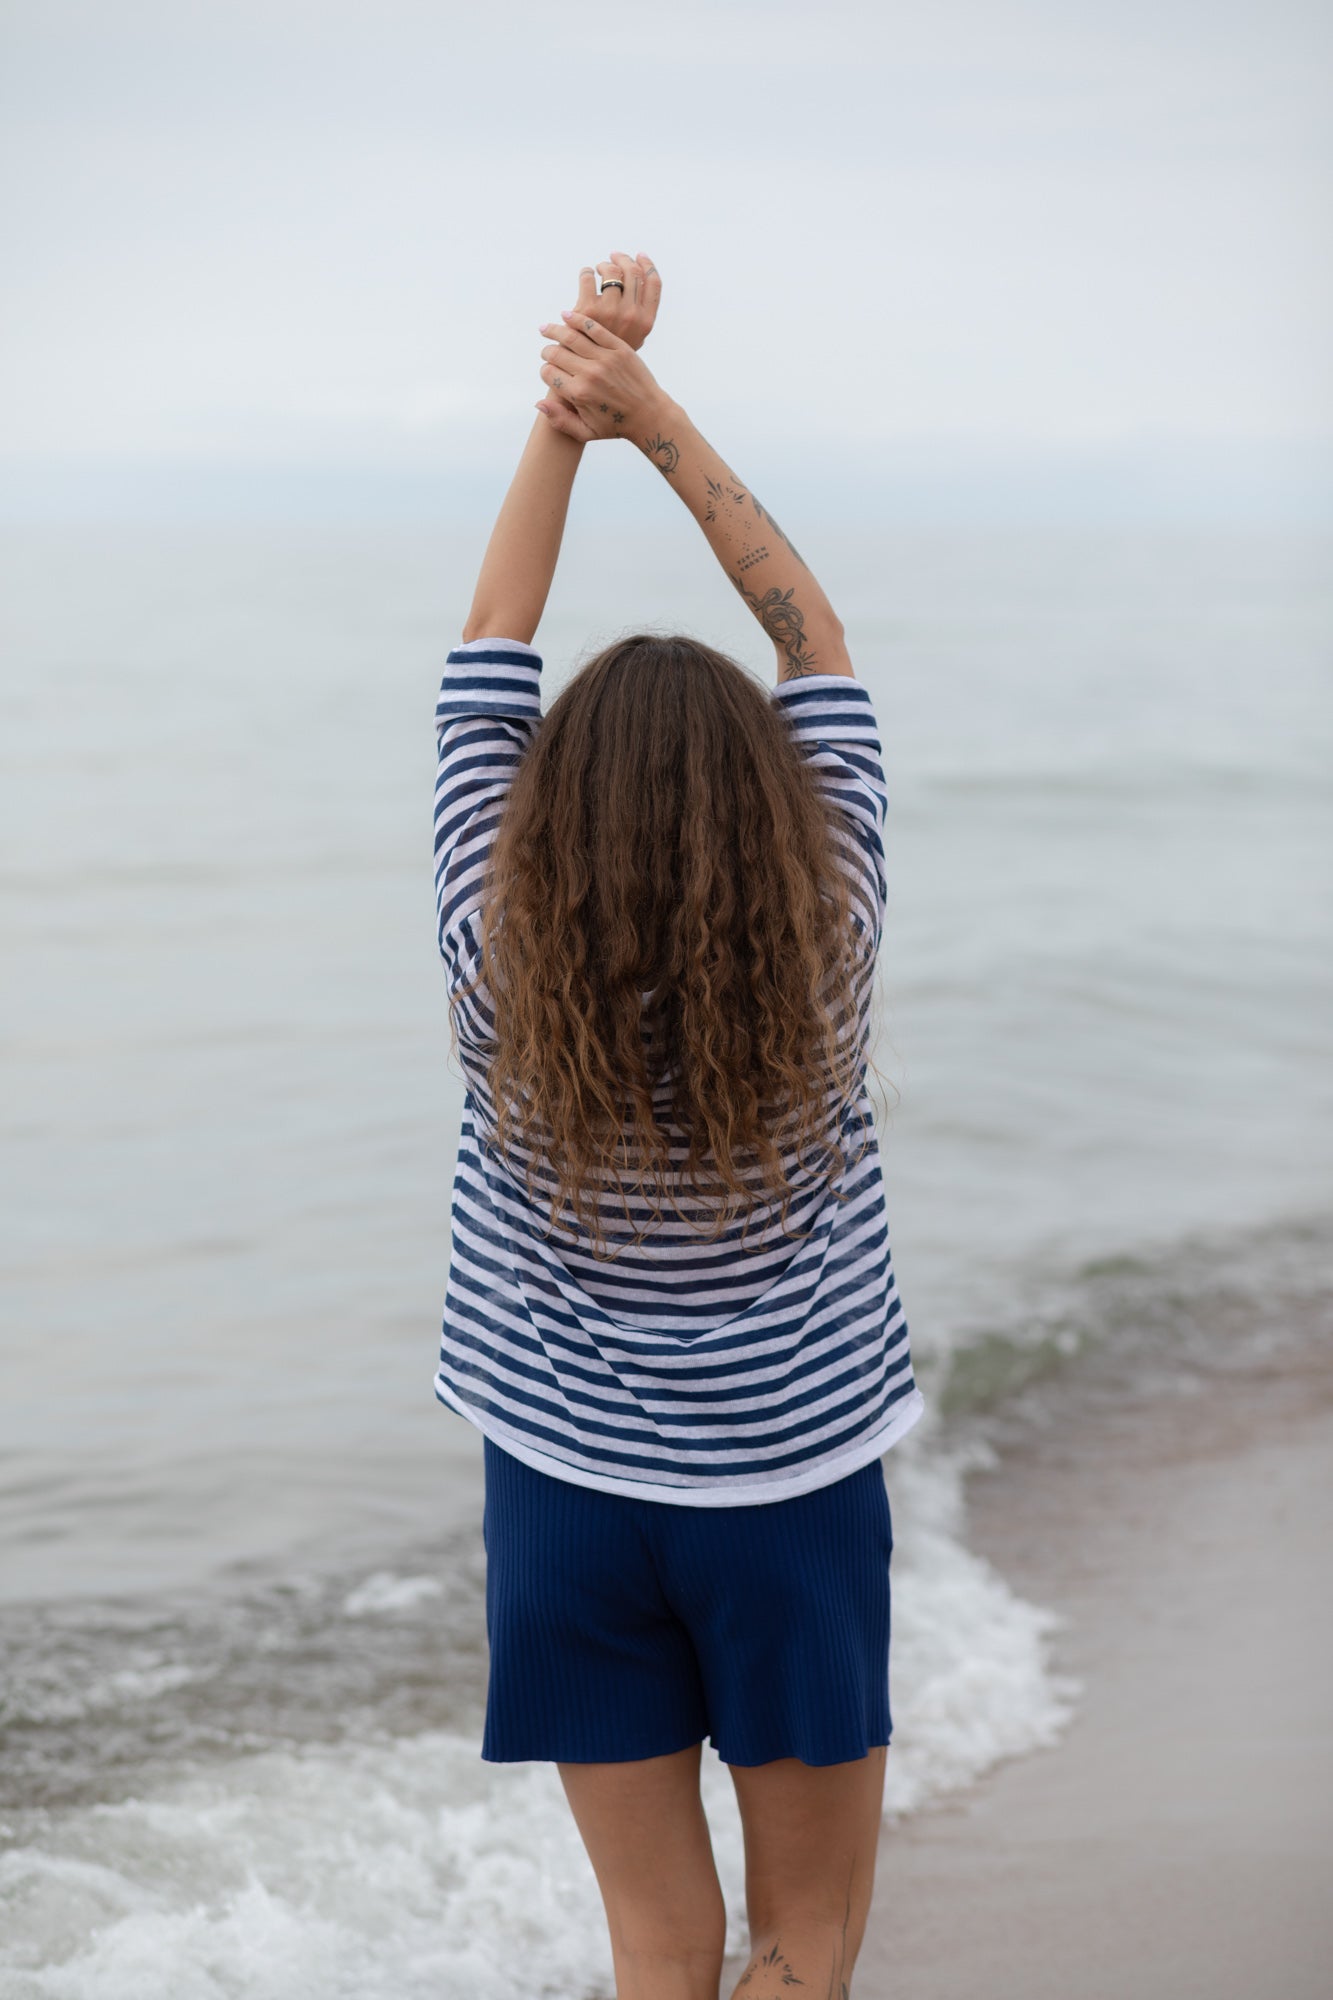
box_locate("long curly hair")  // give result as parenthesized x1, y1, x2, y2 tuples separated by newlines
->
(449, 632, 890, 1261)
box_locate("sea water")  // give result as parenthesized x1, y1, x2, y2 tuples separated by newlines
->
(2, 515, 1330, 1996)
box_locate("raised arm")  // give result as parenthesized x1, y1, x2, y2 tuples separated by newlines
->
(461, 416, 584, 647)
(630, 399, 852, 680)
(463, 255, 663, 647)
(536, 312, 852, 682)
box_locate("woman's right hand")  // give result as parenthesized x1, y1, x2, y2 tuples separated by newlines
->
(535, 313, 669, 446)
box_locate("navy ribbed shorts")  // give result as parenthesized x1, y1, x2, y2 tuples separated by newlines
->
(480, 1436, 894, 1767)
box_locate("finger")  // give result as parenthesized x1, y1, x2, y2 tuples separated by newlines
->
(551, 310, 621, 351)
(608, 251, 640, 307)
(553, 389, 598, 442)
(536, 397, 594, 444)
(539, 357, 586, 397)
(538, 323, 596, 365)
(574, 265, 598, 312)
(539, 323, 586, 355)
(595, 258, 627, 309)
(636, 253, 662, 315)
(536, 395, 594, 443)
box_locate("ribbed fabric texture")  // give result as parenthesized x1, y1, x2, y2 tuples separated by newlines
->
(481, 1435, 893, 1766)
(432, 635, 926, 1504)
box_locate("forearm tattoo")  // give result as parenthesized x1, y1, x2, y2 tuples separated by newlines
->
(645, 437, 823, 676)
(709, 466, 809, 569)
(643, 431, 679, 472)
(734, 576, 822, 677)
(751, 492, 806, 568)
(704, 472, 748, 522)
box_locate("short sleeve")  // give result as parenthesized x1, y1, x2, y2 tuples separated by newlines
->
(432, 636, 543, 1055)
(770, 673, 889, 954)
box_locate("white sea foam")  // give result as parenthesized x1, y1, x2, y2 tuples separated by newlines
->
(340, 1571, 445, 1616)
(0, 1444, 1078, 1998)
(8, 1652, 215, 1728)
(884, 1433, 1083, 1814)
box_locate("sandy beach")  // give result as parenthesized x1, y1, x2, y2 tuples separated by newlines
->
(715, 1331, 1333, 1998)
(835, 1334, 1333, 2000)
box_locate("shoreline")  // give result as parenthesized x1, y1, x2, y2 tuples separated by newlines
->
(842, 1330, 1333, 1999)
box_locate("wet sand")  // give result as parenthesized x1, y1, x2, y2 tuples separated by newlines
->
(845, 1336, 1333, 1999)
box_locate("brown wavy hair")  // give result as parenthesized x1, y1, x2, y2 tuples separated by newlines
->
(449, 632, 891, 1261)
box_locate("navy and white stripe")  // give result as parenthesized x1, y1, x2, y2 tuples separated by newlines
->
(431, 635, 925, 1504)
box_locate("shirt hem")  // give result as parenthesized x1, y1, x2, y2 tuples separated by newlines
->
(433, 1374, 926, 1506)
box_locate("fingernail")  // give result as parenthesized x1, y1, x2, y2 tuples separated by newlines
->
(560, 309, 574, 320)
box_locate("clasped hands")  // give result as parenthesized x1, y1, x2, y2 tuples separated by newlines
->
(536, 251, 667, 446)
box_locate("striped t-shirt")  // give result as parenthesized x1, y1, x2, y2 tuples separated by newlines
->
(431, 635, 925, 1504)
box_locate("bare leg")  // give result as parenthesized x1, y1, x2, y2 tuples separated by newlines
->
(558, 1739, 728, 2000)
(725, 1747, 887, 1997)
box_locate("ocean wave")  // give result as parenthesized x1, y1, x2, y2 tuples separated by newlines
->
(0, 1438, 1077, 1998)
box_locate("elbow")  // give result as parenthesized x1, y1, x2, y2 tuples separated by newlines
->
(461, 612, 535, 647)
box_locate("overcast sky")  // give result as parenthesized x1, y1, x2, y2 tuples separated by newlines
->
(1, 0, 1330, 472)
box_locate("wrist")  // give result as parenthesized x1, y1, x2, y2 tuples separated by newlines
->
(631, 390, 683, 449)
(533, 407, 586, 456)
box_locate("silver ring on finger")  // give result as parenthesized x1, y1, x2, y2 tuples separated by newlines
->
(599, 279, 625, 294)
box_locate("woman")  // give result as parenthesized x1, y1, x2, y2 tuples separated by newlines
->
(431, 250, 925, 1999)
